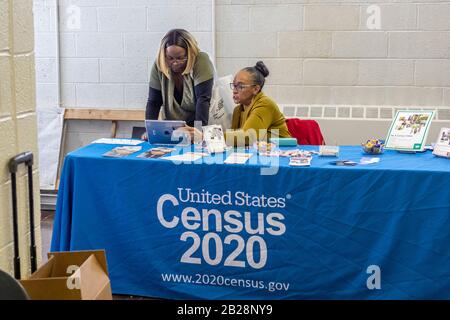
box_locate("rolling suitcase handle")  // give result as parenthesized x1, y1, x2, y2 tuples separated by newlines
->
(9, 151, 37, 280)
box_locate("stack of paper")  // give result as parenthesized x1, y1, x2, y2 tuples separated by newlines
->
(93, 138, 143, 145)
(163, 152, 207, 162)
(289, 156, 311, 167)
(224, 153, 253, 164)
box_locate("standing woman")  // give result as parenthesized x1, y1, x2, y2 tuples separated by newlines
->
(145, 29, 215, 131)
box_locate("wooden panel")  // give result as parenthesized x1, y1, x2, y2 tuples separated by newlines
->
(64, 108, 145, 121)
(55, 109, 146, 191)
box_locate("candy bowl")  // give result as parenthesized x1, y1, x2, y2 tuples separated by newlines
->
(362, 139, 384, 155)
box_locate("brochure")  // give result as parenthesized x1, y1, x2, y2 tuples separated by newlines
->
(163, 152, 206, 162)
(202, 125, 227, 154)
(103, 146, 142, 158)
(385, 110, 434, 152)
(289, 156, 312, 167)
(137, 147, 174, 159)
(224, 153, 253, 164)
(259, 149, 314, 158)
(432, 127, 450, 158)
(359, 157, 380, 165)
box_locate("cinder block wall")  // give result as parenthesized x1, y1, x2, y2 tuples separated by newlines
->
(0, 0, 42, 277)
(34, 0, 213, 110)
(213, 0, 450, 142)
(33, 1, 450, 151)
(215, 1, 450, 120)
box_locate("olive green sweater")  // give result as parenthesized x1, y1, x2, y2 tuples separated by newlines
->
(226, 91, 291, 146)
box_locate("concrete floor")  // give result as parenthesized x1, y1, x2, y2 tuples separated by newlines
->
(40, 210, 152, 300)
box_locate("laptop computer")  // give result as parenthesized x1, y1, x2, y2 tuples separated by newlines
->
(145, 120, 188, 146)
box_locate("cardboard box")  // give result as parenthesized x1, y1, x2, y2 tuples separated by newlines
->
(20, 250, 112, 300)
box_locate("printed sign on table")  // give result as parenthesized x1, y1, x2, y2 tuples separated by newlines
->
(385, 110, 434, 152)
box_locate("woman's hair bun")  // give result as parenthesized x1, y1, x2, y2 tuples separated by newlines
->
(255, 61, 269, 78)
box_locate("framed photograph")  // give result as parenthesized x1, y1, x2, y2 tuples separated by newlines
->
(385, 110, 435, 152)
(433, 127, 450, 158)
(202, 124, 227, 154)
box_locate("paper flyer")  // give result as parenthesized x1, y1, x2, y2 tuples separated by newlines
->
(103, 146, 142, 158)
(289, 156, 311, 167)
(137, 147, 174, 159)
(224, 153, 253, 164)
(163, 152, 207, 162)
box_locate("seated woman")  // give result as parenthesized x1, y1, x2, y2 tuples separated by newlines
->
(143, 29, 214, 140)
(225, 61, 291, 147)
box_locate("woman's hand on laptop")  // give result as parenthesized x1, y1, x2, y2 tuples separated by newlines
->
(141, 132, 148, 141)
(176, 126, 203, 144)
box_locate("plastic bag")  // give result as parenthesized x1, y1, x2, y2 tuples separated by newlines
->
(208, 74, 235, 130)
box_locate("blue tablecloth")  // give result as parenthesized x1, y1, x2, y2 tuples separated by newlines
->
(51, 143, 450, 299)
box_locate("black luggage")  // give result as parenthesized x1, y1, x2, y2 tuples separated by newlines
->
(9, 151, 37, 280)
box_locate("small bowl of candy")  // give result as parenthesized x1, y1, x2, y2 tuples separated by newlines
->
(362, 139, 384, 155)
